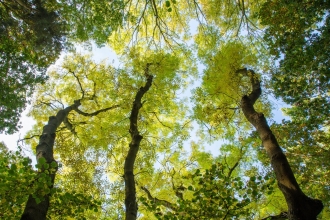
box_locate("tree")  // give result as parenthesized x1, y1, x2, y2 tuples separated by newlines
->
(0, 0, 125, 134)
(21, 100, 81, 219)
(191, 38, 325, 219)
(19, 51, 191, 219)
(240, 68, 322, 219)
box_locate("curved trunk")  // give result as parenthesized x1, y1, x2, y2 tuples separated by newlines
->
(124, 71, 153, 220)
(239, 68, 323, 219)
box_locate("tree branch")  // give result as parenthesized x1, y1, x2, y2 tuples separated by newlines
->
(73, 105, 120, 117)
(236, 68, 261, 104)
(140, 186, 177, 211)
(151, 112, 172, 129)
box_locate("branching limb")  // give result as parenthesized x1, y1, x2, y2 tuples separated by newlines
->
(227, 146, 244, 178)
(170, 169, 185, 200)
(227, 160, 239, 178)
(69, 70, 86, 98)
(236, 68, 261, 104)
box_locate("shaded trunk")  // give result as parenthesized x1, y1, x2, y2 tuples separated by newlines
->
(124, 71, 153, 220)
(21, 100, 81, 220)
(238, 68, 323, 220)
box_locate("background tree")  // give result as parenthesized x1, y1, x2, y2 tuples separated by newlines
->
(0, 0, 65, 133)
(260, 0, 330, 129)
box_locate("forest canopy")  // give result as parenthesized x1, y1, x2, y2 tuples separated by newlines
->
(0, 0, 329, 219)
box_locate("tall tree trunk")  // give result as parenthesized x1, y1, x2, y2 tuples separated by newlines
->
(21, 100, 81, 220)
(124, 70, 153, 220)
(238, 68, 323, 219)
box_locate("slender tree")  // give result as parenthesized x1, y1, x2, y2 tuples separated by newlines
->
(124, 66, 153, 220)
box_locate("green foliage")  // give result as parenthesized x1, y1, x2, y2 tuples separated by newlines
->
(0, 142, 44, 219)
(193, 40, 272, 139)
(142, 162, 275, 219)
(47, 188, 101, 219)
(0, 0, 66, 134)
(23, 50, 193, 219)
(260, 0, 330, 129)
(2, 0, 329, 219)
(55, 0, 125, 45)
(0, 141, 100, 219)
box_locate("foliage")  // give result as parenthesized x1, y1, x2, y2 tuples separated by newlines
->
(260, 0, 330, 129)
(0, 0, 66, 133)
(1, 0, 329, 219)
(142, 162, 275, 219)
(0, 142, 37, 219)
(193, 40, 272, 139)
(0, 0, 125, 134)
(22, 51, 193, 218)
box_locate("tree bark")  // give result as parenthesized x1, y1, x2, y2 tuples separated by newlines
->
(21, 100, 81, 220)
(239, 68, 323, 220)
(124, 72, 153, 220)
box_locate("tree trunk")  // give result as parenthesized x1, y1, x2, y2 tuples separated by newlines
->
(124, 70, 153, 220)
(21, 100, 81, 220)
(238, 68, 323, 220)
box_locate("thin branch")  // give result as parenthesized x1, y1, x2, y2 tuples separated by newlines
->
(151, 112, 172, 129)
(69, 70, 85, 98)
(17, 134, 40, 145)
(227, 160, 239, 178)
(73, 105, 120, 117)
(140, 186, 177, 211)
